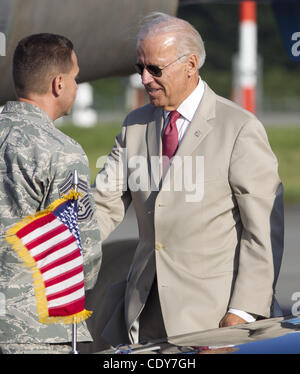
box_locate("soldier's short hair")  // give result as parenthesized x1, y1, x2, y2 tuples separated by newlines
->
(13, 33, 74, 98)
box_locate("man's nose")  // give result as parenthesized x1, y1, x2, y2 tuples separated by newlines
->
(141, 67, 155, 85)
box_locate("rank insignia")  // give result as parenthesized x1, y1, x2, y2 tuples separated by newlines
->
(58, 171, 93, 222)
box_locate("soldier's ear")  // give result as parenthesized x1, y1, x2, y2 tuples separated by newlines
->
(52, 75, 64, 97)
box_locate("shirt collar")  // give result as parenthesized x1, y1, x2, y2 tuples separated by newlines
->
(163, 77, 205, 122)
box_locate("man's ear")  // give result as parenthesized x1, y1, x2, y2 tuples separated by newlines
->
(186, 54, 199, 77)
(52, 74, 64, 97)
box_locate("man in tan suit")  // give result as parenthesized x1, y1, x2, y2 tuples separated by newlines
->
(93, 12, 284, 346)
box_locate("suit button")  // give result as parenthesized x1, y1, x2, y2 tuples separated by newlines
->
(155, 242, 163, 251)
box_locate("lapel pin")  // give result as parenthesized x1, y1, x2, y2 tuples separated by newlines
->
(194, 130, 201, 137)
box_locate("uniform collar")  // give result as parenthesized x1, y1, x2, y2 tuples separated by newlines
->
(2, 101, 54, 127)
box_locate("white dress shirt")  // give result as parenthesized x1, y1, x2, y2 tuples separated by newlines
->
(163, 77, 204, 143)
(163, 77, 256, 324)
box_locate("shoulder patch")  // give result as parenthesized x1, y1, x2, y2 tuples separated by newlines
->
(58, 171, 93, 222)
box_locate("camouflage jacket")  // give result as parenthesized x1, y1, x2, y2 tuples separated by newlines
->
(0, 101, 102, 344)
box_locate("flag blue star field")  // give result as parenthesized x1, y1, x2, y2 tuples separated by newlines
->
(53, 198, 83, 254)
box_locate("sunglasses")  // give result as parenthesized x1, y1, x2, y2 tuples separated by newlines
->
(135, 54, 188, 77)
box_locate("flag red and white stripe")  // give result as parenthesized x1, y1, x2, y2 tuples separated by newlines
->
(6, 191, 92, 324)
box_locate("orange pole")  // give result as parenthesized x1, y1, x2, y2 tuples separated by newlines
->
(239, 1, 257, 114)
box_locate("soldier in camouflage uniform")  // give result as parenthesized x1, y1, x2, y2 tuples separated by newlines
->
(0, 34, 102, 354)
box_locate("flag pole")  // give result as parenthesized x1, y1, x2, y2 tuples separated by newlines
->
(70, 169, 80, 354)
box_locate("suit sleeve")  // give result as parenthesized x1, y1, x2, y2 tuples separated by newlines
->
(93, 124, 132, 241)
(228, 118, 284, 317)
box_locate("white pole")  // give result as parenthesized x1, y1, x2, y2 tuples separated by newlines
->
(70, 169, 79, 354)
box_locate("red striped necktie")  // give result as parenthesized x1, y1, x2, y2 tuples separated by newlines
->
(162, 110, 180, 160)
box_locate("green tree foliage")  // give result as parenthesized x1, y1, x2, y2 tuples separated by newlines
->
(178, 2, 300, 99)
(90, 3, 300, 110)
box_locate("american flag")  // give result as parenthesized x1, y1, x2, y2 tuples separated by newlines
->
(6, 191, 92, 324)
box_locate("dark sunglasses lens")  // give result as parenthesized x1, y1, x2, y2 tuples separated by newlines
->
(135, 63, 144, 75)
(147, 65, 162, 77)
(135, 63, 162, 77)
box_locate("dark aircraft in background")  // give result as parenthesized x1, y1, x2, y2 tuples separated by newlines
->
(0, 0, 178, 105)
(0, 0, 298, 105)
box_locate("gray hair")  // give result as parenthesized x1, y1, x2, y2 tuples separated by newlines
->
(136, 12, 206, 69)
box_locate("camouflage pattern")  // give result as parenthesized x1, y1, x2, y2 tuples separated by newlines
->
(0, 343, 72, 354)
(0, 101, 102, 346)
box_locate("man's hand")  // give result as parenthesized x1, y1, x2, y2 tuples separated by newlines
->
(219, 312, 247, 328)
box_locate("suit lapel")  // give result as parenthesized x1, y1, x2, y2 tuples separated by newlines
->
(147, 106, 164, 159)
(175, 112, 212, 159)
(147, 107, 164, 186)
(176, 82, 216, 158)
(146, 82, 217, 189)
(160, 82, 216, 190)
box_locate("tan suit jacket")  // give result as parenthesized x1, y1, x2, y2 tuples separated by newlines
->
(94, 82, 284, 346)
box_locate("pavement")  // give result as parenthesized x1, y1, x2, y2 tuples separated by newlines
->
(276, 204, 300, 315)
